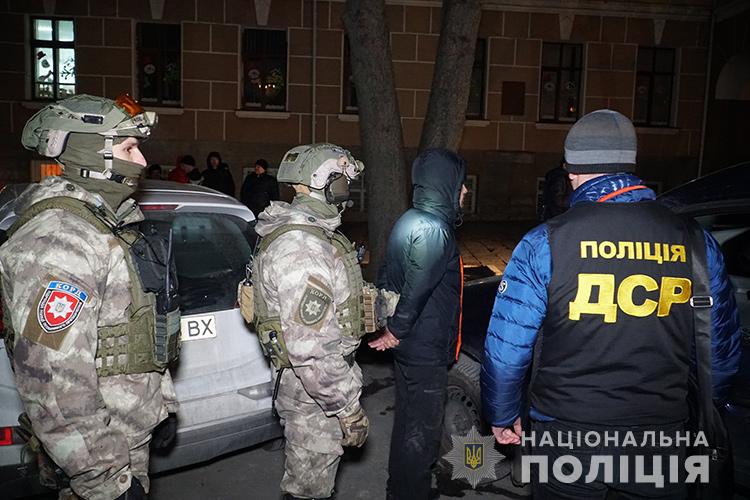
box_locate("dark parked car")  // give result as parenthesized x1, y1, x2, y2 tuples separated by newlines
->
(443, 163, 750, 489)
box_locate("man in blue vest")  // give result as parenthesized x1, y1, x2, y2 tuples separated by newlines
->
(481, 109, 742, 499)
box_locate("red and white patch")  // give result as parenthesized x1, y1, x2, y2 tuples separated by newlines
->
(36, 281, 88, 333)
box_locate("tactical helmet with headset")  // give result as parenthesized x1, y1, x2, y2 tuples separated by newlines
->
(277, 143, 364, 206)
(21, 93, 157, 187)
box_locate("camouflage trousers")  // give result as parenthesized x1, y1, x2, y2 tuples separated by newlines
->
(275, 368, 350, 499)
(27, 371, 171, 500)
(57, 432, 149, 500)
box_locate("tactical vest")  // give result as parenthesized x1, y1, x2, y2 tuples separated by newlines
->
(253, 223, 367, 369)
(531, 201, 695, 425)
(4, 197, 180, 377)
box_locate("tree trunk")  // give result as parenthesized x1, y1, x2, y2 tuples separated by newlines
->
(343, 0, 409, 280)
(419, 0, 482, 152)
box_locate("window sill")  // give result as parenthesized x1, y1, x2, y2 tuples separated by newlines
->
(535, 122, 574, 131)
(144, 106, 184, 115)
(465, 119, 490, 128)
(635, 127, 679, 135)
(235, 110, 291, 119)
(337, 114, 359, 122)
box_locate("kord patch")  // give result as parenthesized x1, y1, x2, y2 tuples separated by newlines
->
(298, 285, 332, 327)
(37, 281, 88, 333)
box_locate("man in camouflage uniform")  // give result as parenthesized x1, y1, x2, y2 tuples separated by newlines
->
(0, 94, 179, 500)
(252, 144, 369, 499)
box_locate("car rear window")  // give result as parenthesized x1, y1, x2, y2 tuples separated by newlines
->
(142, 211, 256, 315)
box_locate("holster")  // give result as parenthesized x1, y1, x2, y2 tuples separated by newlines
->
(237, 281, 255, 323)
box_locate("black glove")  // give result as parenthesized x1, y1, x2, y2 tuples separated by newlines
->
(151, 413, 177, 450)
(115, 477, 146, 500)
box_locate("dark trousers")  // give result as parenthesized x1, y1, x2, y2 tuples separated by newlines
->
(531, 419, 688, 500)
(386, 361, 448, 500)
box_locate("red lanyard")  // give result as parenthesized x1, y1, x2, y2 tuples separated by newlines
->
(597, 185, 648, 203)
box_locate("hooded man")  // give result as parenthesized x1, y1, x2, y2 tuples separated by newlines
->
(371, 148, 468, 500)
(240, 158, 279, 217)
(481, 110, 742, 499)
(0, 94, 181, 500)
(202, 151, 235, 197)
(251, 143, 370, 499)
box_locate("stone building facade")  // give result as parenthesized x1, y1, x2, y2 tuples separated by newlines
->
(0, 0, 715, 220)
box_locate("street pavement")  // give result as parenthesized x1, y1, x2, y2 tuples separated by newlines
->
(149, 354, 532, 500)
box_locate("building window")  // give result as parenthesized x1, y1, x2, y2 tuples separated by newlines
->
(467, 39, 487, 119)
(342, 37, 357, 113)
(634, 47, 675, 127)
(136, 23, 181, 106)
(539, 43, 582, 123)
(243, 29, 287, 111)
(31, 18, 76, 100)
(348, 174, 366, 212)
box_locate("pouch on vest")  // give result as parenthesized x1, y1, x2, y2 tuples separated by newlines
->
(256, 318, 291, 370)
(362, 285, 400, 332)
(129, 220, 181, 369)
(376, 288, 400, 329)
(238, 281, 255, 323)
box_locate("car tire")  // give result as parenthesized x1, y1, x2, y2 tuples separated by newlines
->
(438, 354, 486, 471)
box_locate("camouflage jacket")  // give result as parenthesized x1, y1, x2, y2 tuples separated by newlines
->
(0, 176, 177, 499)
(255, 197, 362, 417)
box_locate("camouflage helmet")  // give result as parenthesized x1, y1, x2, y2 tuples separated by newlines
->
(22, 93, 157, 159)
(278, 143, 364, 189)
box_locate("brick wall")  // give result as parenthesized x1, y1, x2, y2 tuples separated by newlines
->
(0, 0, 710, 219)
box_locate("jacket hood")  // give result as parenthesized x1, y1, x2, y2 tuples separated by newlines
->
(570, 173, 656, 206)
(255, 197, 341, 237)
(206, 151, 222, 169)
(411, 149, 466, 224)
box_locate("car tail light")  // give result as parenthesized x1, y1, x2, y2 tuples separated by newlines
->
(0, 427, 13, 446)
(140, 204, 178, 211)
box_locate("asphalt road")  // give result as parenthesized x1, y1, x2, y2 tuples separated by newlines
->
(22, 353, 750, 500)
(149, 355, 531, 500)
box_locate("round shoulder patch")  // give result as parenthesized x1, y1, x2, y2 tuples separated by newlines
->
(37, 280, 88, 333)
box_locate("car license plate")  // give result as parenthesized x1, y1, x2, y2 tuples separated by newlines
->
(180, 314, 217, 342)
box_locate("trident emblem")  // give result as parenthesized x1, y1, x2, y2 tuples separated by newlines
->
(465, 443, 483, 470)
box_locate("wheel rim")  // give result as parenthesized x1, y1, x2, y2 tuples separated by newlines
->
(444, 385, 481, 437)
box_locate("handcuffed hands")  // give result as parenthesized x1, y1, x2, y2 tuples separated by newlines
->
(368, 327, 400, 351)
(492, 417, 522, 445)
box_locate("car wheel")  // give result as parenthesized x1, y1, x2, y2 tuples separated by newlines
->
(438, 354, 485, 471)
(437, 354, 514, 487)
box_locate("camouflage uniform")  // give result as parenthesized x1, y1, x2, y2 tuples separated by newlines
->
(0, 176, 178, 500)
(255, 199, 363, 499)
